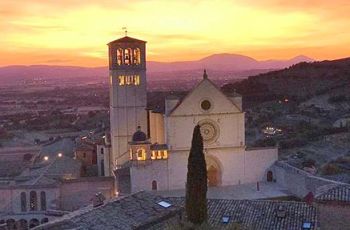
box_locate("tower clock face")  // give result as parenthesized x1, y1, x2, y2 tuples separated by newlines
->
(198, 119, 219, 144)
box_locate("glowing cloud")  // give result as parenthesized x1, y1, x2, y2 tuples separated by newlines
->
(0, 0, 350, 66)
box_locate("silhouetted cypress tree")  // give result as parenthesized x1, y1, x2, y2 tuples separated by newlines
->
(185, 125, 207, 224)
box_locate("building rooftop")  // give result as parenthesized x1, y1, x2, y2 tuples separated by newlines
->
(168, 197, 318, 230)
(34, 191, 182, 230)
(108, 36, 146, 45)
(315, 184, 350, 203)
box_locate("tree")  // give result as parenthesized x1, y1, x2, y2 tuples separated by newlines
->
(185, 125, 208, 224)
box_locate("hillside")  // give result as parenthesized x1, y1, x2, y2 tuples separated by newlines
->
(222, 57, 350, 106)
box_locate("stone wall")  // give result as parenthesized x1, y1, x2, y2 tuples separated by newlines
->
(60, 177, 115, 211)
(130, 160, 169, 192)
(272, 161, 343, 197)
(245, 147, 278, 183)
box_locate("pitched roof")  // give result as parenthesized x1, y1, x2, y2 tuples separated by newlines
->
(168, 76, 242, 116)
(168, 198, 318, 230)
(315, 184, 350, 203)
(34, 191, 182, 230)
(108, 36, 146, 45)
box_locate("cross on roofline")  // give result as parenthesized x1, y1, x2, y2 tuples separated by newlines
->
(122, 27, 128, 36)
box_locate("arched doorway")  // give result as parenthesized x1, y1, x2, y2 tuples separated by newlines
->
(17, 219, 28, 230)
(6, 219, 16, 230)
(206, 155, 222, 187)
(41, 218, 49, 224)
(267, 171, 273, 182)
(151, 180, 157, 191)
(29, 219, 39, 229)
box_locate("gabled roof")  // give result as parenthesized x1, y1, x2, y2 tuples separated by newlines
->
(315, 184, 350, 203)
(168, 197, 318, 230)
(34, 191, 182, 230)
(168, 74, 242, 116)
(108, 36, 146, 45)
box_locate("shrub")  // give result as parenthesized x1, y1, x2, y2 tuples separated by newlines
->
(302, 159, 316, 168)
(321, 163, 343, 175)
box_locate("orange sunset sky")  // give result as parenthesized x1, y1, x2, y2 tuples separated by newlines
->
(1, 0, 350, 67)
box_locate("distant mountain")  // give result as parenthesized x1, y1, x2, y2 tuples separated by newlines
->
(148, 54, 314, 72)
(0, 53, 314, 84)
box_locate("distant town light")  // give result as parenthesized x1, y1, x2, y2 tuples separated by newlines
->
(44, 156, 49, 161)
(284, 98, 289, 102)
(58, 153, 63, 157)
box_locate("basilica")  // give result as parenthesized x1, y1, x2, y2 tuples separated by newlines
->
(106, 36, 278, 193)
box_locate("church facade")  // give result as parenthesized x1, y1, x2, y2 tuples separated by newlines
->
(107, 36, 278, 193)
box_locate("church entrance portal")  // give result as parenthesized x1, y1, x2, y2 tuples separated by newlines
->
(206, 156, 221, 187)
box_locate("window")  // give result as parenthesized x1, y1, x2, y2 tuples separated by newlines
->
(29, 191, 37, 211)
(118, 75, 125, 86)
(117, 48, 123, 65)
(163, 150, 168, 159)
(201, 100, 211, 111)
(40, 191, 46, 211)
(20, 192, 27, 212)
(137, 148, 146, 161)
(83, 152, 86, 158)
(124, 48, 132, 65)
(92, 150, 97, 164)
(157, 151, 162, 159)
(222, 216, 230, 224)
(152, 180, 158, 190)
(151, 151, 156, 160)
(118, 75, 140, 86)
(101, 159, 105, 176)
(100, 148, 104, 155)
(157, 201, 172, 208)
(133, 48, 141, 65)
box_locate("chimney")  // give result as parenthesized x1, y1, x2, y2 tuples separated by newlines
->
(276, 205, 287, 218)
(92, 192, 106, 207)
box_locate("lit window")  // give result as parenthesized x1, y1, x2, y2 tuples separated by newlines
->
(124, 48, 132, 65)
(134, 75, 140, 85)
(118, 75, 125, 86)
(29, 191, 37, 211)
(118, 75, 140, 86)
(151, 151, 156, 160)
(117, 48, 123, 65)
(157, 151, 162, 159)
(163, 150, 168, 159)
(137, 148, 146, 161)
(133, 48, 141, 65)
(129, 149, 133, 160)
(125, 75, 132, 85)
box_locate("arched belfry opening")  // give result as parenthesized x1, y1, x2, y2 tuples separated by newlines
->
(206, 155, 222, 187)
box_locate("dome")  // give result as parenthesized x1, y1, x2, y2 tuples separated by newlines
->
(132, 126, 147, 142)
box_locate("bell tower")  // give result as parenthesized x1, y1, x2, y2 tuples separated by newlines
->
(108, 36, 147, 168)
